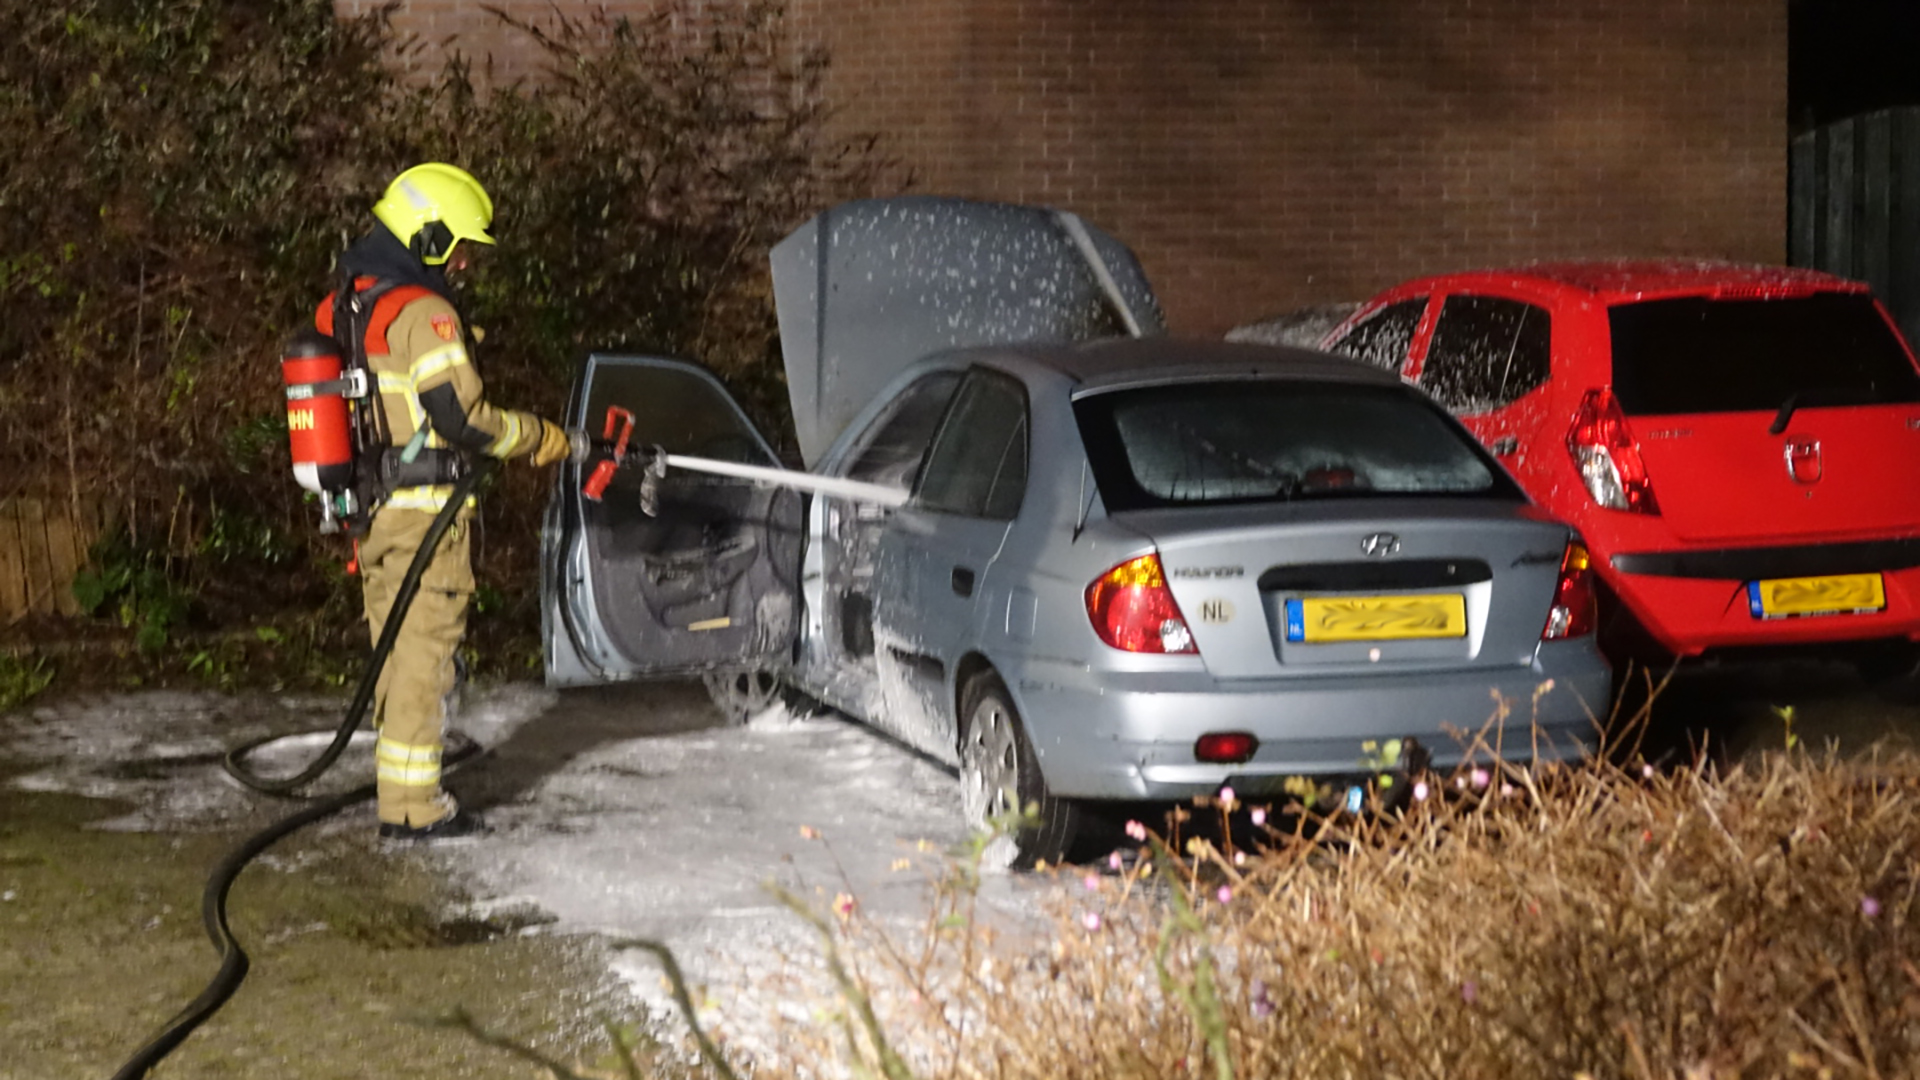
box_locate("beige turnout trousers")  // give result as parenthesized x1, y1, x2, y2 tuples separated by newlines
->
(360, 503, 474, 827)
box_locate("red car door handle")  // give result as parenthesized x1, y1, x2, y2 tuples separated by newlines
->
(1491, 436, 1520, 457)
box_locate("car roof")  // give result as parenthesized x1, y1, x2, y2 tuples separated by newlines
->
(972, 337, 1406, 392)
(1391, 259, 1871, 305)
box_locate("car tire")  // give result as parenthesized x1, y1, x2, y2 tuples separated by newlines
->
(958, 672, 1080, 870)
(703, 667, 783, 725)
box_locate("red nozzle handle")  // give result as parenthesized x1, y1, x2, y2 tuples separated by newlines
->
(603, 406, 635, 455)
(582, 460, 617, 502)
(583, 406, 638, 503)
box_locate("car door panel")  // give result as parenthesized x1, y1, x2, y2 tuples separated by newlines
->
(1324, 295, 1430, 377)
(871, 367, 1030, 758)
(1416, 293, 1556, 494)
(873, 509, 1012, 757)
(544, 355, 802, 685)
(818, 370, 966, 667)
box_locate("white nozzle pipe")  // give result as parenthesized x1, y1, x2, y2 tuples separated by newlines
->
(659, 453, 910, 507)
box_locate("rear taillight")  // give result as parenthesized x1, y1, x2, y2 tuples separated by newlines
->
(1086, 553, 1198, 654)
(1542, 541, 1596, 640)
(1566, 388, 1659, 514)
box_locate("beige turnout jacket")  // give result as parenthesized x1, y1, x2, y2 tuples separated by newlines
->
(370, 293, 546, 511)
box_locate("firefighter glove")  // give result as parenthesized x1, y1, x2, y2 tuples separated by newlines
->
(531, 419, 572, 467)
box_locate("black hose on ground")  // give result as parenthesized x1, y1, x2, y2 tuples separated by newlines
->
(108, 462, 493, 1080)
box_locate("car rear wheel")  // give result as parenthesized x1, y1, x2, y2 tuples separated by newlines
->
(703, 667, 782, 725)
(959, 673, 1080, 870)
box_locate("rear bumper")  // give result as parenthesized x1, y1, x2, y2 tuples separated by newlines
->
(1604, 552, 1920, 655)
(1003, 642, 1610, 801)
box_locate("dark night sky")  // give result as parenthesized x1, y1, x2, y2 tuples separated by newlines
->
(1791, 0, 1920, 130)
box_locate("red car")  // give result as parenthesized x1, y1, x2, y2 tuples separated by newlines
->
(1322, 261, 1920, 678)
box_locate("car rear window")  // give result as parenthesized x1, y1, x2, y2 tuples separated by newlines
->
(1608, 292, 1920, 415)
(1073, 380, 1521, 512)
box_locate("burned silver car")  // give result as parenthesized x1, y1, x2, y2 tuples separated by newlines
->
(542, 198, 1611, 866)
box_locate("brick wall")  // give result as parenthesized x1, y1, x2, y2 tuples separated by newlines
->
(343, 0, 1787, 335)
(334, 0, 735, 79)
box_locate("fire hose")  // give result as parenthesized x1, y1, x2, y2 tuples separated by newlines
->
(108, 463, 491, 1080)
(109, 409, 896, 1077)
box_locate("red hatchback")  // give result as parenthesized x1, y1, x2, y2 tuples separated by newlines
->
(1323, 261, 1920, 672)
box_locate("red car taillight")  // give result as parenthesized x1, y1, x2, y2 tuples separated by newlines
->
(1566, 388, 1659, 514)
(1086, 553, 1198, 654)
(1542, 541, 1596, 640)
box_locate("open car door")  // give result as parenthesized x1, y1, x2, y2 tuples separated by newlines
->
(543, 355, 803, 687)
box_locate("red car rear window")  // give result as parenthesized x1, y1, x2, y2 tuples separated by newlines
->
(1608, 292, 1920, 416)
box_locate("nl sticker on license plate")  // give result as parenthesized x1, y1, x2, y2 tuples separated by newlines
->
(1746, 573, 1885, 619)
(1285, 594, 1468, 643)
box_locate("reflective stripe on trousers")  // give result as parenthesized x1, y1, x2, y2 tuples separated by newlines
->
(375, 736, 442, 787)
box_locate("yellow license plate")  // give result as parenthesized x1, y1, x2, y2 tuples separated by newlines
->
(1747, 573, 1885, 618)
(1284, 594, 1467, 643)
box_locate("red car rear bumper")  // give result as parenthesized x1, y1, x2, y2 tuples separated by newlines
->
(1602, 556, 1920, 656)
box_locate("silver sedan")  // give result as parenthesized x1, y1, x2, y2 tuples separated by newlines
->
(543, 198, 1610, 866)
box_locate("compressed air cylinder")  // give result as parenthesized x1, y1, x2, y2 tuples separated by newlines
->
(282, 329, 354, 495)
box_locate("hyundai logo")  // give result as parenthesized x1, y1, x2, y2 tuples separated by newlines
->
(1360, 532, 1401, 558)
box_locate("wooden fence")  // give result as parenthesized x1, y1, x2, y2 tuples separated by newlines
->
(0, 497, 108, 623)
(1789, 107, 1920, 346)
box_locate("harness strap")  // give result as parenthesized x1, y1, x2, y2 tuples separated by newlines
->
(378, 446, 468, 489)
(284, 371, 369, 401)
(309, 273, 471, 536)
(314, 276, 437, 359)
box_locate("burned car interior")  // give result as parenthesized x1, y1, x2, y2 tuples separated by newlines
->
(567, 358, 803, 673)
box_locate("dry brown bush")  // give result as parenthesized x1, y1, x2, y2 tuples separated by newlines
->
(732, 746, 1920, 1080)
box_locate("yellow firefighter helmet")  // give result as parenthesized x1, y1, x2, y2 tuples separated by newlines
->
(372, 163, 496, 266)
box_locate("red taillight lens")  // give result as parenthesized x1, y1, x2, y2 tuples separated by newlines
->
(1542, 541, 1596, 640)
(1086, 553, 1198, 654)
(1195, 732, 1259, 764)
(1566, 388, 1659, 514)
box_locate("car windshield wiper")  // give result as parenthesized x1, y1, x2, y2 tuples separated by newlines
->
(1769, 386, 1867, 435)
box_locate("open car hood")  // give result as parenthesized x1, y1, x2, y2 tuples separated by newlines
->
(771, 196, 1164, 466)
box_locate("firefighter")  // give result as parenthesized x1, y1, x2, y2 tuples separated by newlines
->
(318, 163, 571, 841)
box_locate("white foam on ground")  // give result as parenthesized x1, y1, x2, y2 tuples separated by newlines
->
(438, 691, 1014, 1053)
(1, 682, 1058, 1064)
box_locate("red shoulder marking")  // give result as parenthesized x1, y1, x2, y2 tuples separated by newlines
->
(364, 285, 441, 357)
